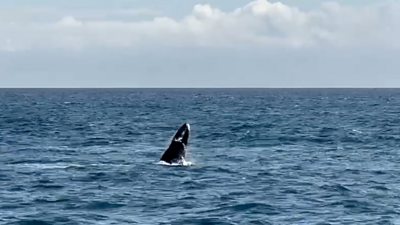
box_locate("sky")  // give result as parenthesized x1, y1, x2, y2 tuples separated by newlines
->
(0, 0, 399, 88)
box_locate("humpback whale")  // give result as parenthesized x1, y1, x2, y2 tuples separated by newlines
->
(160, 123, 190, 164)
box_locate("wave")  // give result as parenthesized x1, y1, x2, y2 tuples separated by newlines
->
(8, 162, 85, 170)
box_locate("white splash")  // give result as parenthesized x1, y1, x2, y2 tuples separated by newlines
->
(157, 159, 193, 167)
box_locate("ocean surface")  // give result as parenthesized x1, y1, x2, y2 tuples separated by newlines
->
(1, 88, 400, 225)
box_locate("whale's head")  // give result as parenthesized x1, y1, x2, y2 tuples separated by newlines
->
(173, 123, 190, 146)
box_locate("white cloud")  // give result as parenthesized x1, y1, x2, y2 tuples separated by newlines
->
(58, 16, 83, 27)
(0, 0, 399, 51)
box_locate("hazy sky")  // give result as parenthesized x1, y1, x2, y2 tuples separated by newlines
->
(1, 0, 399, 87)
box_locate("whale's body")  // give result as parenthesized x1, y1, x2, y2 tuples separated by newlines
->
(160, 123, 190, 164)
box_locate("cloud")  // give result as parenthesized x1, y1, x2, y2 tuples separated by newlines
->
(58, 16, 83, 27)
(0, 0, 399, 51)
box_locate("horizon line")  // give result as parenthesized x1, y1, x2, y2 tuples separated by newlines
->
(1, 87, 400, 89)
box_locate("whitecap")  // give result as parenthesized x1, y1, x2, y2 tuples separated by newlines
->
(14, 162, 84, 170)
(351, 129, 363, 134)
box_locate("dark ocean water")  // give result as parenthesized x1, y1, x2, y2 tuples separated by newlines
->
(1, 89, 400, 225)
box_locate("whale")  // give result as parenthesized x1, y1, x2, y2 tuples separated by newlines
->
(160, 123, 190, 164)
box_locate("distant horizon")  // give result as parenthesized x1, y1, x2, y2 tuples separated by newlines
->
(1, 87, 400, 89)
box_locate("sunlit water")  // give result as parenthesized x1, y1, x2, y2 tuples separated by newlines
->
(1, 89, 400, 224)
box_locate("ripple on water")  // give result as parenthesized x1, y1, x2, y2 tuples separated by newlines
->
(168, 217, 236, 225)
(84, 201, 125, 210)
(10, 220, 53, 225)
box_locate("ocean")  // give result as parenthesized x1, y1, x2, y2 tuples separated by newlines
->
(0, 88, 399, 224)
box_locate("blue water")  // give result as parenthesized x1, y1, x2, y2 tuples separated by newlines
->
(1, 89, 400, 225)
